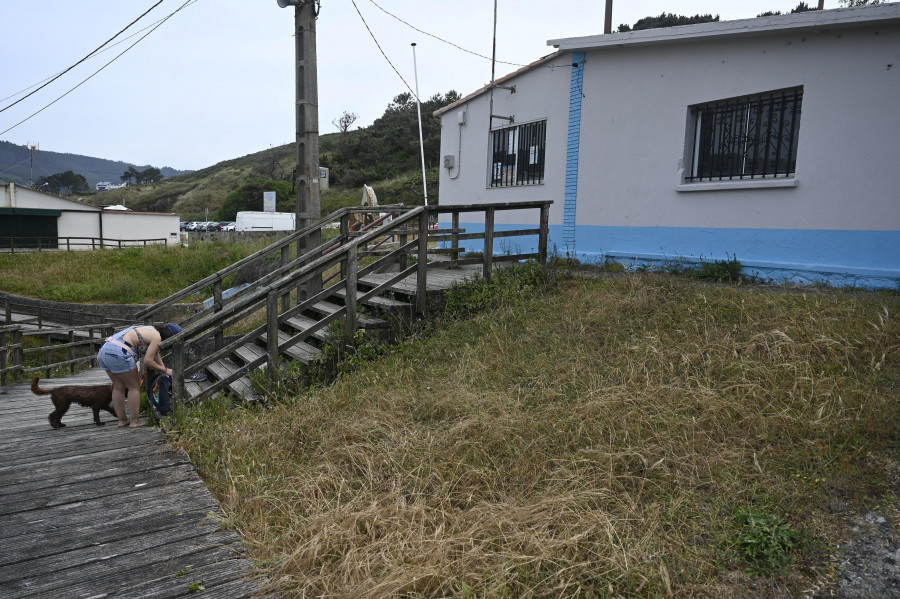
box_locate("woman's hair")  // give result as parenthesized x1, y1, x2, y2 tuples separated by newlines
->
(155, 322, 182, 340)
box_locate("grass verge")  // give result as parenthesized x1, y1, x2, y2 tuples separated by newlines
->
(167, 271, 899, 597)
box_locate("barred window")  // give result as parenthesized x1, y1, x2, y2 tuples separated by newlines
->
(687, 88, 802, 182)
(489, 120, 546, 187)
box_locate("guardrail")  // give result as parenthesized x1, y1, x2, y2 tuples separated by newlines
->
(0, 237, 169, 252)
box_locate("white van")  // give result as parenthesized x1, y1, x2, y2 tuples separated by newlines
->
(235, 211, 296, 232)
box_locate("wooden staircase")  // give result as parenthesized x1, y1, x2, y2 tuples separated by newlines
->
(135, 201, 551, 406)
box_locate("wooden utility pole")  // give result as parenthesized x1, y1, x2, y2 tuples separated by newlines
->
(280, 0, 322, 298)
(604, 0, 613, 34)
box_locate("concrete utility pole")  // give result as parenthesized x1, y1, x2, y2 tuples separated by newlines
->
(278, 0, 322, 297)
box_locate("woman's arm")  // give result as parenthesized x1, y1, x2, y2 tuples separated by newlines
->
(142, 336, 172, 376)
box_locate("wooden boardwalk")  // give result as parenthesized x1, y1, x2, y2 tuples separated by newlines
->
(0, 369, 261, 599)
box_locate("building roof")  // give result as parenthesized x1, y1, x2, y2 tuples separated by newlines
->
(434, 4, 900, 116)
(548, 4, 900, 52)
(433, 53, 560, 117)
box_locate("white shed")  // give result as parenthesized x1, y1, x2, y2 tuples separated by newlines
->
(1, 182, 179, 249)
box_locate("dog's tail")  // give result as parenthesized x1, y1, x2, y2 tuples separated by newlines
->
(31, 377, 52, 395)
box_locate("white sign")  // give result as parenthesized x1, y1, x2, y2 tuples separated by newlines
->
(263, 191, 276, 213)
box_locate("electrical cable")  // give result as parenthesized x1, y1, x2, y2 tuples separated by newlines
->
(349, 0, 419, 101)
(0, 0, 166, 114)
(0, 13, 184, 106)
(366, 0, 555, 69)
(0, 0, 198, 138)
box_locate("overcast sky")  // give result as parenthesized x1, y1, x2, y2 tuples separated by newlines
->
(0, 0, 840, 171)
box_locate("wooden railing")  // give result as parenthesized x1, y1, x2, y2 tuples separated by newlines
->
(152, 201, 551, 405)
(0, 237, 170, 252)
(0, 200, 552, 399)
(0, 323, 114, 385)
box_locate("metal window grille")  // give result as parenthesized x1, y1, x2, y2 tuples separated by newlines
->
(490, 120, 546, 187)
(687, 88, 802, 182)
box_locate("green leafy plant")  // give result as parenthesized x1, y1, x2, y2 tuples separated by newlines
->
(187, 581, 205, 592)
(732, 509, 798, 576)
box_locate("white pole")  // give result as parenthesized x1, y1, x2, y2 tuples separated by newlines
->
(411, 43, 428, 206)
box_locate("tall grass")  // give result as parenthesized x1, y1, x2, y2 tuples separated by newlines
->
(0, 240, 271, 303)
(170, 273, 900, 597)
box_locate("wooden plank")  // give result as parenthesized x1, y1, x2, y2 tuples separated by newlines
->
(0, 368, 258, 599)
(259, 330, 322, 364)
(205, 358, 259, 401)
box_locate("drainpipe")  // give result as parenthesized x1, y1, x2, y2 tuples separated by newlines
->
(604, 0, 613, 34)
(818, 0, 824, 9)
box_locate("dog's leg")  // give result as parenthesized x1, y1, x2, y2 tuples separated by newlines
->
(92, 406, 106, 426)
(48, 393, 69, 429)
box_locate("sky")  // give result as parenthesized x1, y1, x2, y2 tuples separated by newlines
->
(0, 0, 841, 172)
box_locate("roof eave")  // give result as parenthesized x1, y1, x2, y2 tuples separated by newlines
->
(548, 4, 900, 52)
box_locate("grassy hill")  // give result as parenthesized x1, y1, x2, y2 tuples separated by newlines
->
(0, 140, 187, 189)
(85, 91, 456, 220)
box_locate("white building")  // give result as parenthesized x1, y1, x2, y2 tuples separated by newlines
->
(1, 182, 179, 249)
(435, 5, 900, 288)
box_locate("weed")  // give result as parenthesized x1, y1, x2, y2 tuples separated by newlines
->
(732, 509, 799, 576)
(694, 254, 743, 283)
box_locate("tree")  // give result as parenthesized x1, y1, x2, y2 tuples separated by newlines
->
(121, 166, 163, 186)
(332, 111, 359, 134)
(36, 170, 88, 195)
(617, 13, 719, 32)
(758, 2, 818, 16)
(839, 0, 882, 5)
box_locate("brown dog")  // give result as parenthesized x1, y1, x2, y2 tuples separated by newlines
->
(31, 377, 117, 429)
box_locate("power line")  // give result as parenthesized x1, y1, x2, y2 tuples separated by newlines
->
(0, 0, 198, 138)
(0, 12, 183, 106)
(349, 0, 419, 101)
(366, 0, 548, 69)
(0, 0, 167, 114)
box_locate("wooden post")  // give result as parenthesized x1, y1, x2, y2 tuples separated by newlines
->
(68, 329, 75, 375)
(539, 203, 550, 265)
(0, 330, 7, 386)
(13, 330, 22, 382)
(213, 280, 224, 351)
(44, 332, 52, 379)
(281, 245, 291, 313)
(416, 210, 428, 314)
(171, 342, 185, 417)
(483, 207, 495, 282)
(344, 245, 358, 348)
(267, 291, 280, 393)
(451, 210, 460, 268)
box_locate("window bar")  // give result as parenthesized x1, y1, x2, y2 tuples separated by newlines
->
(787, 89, 800, 176)
(690, 110, 701, 181)
(757, 95, 768, 178)
(774, 91, 787, 177)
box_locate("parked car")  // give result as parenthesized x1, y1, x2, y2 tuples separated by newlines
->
(184, 221, 202, 231)
(219, 221, 235, 231)
(179, 221, 190, 231)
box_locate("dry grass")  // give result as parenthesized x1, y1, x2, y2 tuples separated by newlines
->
(170, 273, 900, 597)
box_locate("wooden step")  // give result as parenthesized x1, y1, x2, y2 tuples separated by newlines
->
(206, 358, 260, 401)
(308, 301, 388, 329)
(284, 315, 329, 343)
(259, 330, 322, 364)
(331, 288, 413, 312)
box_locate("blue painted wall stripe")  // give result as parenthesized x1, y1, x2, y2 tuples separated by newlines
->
(436, 221, 900, 289)
(563, 52, 585, 250)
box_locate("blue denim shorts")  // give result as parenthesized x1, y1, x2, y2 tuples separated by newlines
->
(98, 342, 137, 373)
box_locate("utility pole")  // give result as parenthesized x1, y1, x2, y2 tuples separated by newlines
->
(27, 142, 39, 188)
(278, 0, 321, 298)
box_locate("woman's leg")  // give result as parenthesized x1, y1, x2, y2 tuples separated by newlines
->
(108, 368, 144, 427)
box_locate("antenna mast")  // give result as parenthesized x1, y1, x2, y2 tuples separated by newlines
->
(27, 142, 39, 188)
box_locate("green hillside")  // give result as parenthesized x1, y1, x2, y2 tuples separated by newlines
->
(0, 140, 187, 189)
(84, 90, 458, 220)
